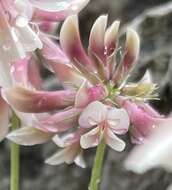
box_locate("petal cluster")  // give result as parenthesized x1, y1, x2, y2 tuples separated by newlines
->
(0, 2, 168, 169)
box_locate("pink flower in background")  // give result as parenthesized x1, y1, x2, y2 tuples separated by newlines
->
(124, 117, 172, 174)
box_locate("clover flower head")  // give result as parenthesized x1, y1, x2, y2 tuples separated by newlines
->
(4, 14, 165, 167)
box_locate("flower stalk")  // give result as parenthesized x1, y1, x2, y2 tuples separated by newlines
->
(89, 140, 106, 190)
(10, 113, 20, 190)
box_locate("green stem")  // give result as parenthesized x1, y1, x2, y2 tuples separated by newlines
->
(89, 140, 106, 190)
(10, 113, 20, 190)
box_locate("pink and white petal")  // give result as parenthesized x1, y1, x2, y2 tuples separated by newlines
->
(60, 15, 94, 71)
(124, 119, 172, 174)
(104, 128, 125, 152)
(14, 24, 42, 52)
(7, 127, 53, 145)
(105, 20, 120, 57)
(88, 15, 108, 63)
(107, 108, 129, 134)
(2, 86, 76, 113)
(79, 101, 107, 128)
(45, 145, 79, 165)
(80, 127, 100, 149)
(38, 108, 81, 133)
(123, 28, 140, 73)
(0, 95, 9, 141)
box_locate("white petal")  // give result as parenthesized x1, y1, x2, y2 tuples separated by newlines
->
(74, 153, 86, 168)
(45, 146, 78, 165)
(7, 127, 53, 145)
(107, 108, 129, 134)
(105, 129, 125, 152)
(79, 101, 107, 128)
(80, 127, 100, 149)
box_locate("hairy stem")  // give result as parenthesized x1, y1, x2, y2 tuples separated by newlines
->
(89, 140, 106, 190)
(10, 113, 20, 190)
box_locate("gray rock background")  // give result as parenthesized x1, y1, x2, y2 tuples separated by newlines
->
(1, 0, 172, 189)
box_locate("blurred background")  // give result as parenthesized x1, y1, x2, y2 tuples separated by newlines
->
(1, 0, 172, 189)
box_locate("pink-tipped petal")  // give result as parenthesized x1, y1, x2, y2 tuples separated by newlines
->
(0, 95, 9, 141)
(7, 127, 53, 145)
(104, 128, 125, 152)
(107, 108, 129, 134)
(123, 28, 140, 72)
(80, 127, 100, 149)
(60, 15, 94, 71)
(3, 86, 76, 113)
(88, 15, 108, 63)
(105, 20, 120, 56)
(79, 101, 107, 128)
